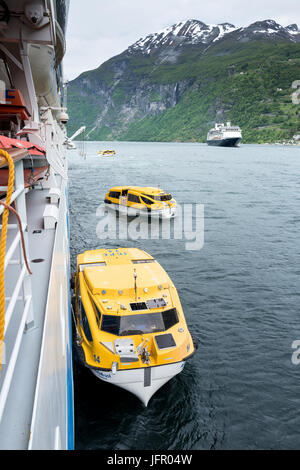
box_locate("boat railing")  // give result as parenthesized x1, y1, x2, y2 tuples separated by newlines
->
(0, 151, 34, 423)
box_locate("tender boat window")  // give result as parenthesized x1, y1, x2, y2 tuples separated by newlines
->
(109, 191, 121, 199)
(128, 193, 140, 203)
(101, 314, 120, 335)
(160, 194, 172, 201)
(148, 194, 172, 202)
(162, 308, 179, 330)
(92, 299, 101, 325)
(140, 196, 154, 205)
(101, 308, 179, 336)
(81, 302, 93, 342)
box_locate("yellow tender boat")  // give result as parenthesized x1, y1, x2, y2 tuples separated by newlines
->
(74, 248, 196, 406)
(98, 150, 116, 156)
(104, 186, 177, 218)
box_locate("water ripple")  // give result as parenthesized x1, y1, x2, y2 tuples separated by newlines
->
(69, 142, 300, 450)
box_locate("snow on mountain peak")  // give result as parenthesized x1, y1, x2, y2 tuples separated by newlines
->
(129, 20, 238, 54)
(286, 23, 299, 34)
(244, 19, 300, 41)
(128, 19, 300, 55)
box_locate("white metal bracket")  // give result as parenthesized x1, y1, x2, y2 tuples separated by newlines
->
(48, 187, 61, 204)
(43, 204, 59, 229)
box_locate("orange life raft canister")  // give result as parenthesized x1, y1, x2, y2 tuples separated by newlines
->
(0, 89, 31, 121)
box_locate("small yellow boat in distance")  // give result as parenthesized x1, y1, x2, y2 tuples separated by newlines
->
(98, 150, 116, 156)
(74, 248, 196, 406)
(104, 186, 177, 218)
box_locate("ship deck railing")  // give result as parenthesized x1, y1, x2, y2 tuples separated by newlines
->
(0, 145, 73, 450)
(0, 149, 35, 427)
(0, 148, 61, 449)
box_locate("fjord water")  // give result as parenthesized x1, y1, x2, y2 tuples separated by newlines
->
(69, 142, 300, 450)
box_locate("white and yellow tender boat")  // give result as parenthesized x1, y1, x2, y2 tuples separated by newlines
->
(98, 150, 116, 156)
(74, 248, 196, 406)
(104, 186, 177, 218)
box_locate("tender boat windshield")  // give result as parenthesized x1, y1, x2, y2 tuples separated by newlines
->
(101, 308, 179, 336)
(140, 196, 154, 205)
(161, 194, 172, 201)
(149, 194, 172, 201)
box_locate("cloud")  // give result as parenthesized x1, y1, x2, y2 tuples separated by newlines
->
(64, 0, 300, 80)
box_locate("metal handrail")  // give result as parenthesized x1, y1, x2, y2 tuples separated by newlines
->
(0, 187, 24, 216)
(0, 295, 32, 422)
(4, 223, 26, 271)
(0, 158, 33, 421)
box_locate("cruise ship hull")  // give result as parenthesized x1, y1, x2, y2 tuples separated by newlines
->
(207, 137, 241, 147)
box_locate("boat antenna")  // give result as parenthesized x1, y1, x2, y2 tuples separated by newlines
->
(134, 269, 137, 301)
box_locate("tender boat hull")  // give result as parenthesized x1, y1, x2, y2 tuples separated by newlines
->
(91, 361, 185, 406)
(105, 202, 176, 219)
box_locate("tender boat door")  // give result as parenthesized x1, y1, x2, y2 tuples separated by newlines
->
(120, 195, 127, 206)
(120, 188, 129, 206)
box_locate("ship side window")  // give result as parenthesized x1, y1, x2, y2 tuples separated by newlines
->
(81, 302, 93, 342)
(128, 193, 140, 203)
(109, 191, 120, 199)
(101, 315, 120, 335)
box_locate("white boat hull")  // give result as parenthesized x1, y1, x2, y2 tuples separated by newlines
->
(91, 361, 185, 406)
(105, 202, 176, 219)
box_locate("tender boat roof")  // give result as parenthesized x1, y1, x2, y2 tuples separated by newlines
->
(78, 248, 172, 301)
(78, 247, 153, 265)
(108, 186, 170, 195)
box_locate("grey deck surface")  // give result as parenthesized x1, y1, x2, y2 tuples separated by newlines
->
(0, 186, 58, 449)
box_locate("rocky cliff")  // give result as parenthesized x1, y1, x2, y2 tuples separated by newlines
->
(67, 19, 300, 143)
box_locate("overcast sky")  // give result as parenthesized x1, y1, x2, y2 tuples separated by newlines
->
(64, 0, 300, 80)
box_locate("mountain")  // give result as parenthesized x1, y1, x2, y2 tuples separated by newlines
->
(67, 19, 300, 143)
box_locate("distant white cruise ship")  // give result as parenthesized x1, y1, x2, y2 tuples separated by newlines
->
(207, 122, 242, 147)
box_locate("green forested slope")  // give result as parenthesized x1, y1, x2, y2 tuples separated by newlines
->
(67, 37, 300, 143)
